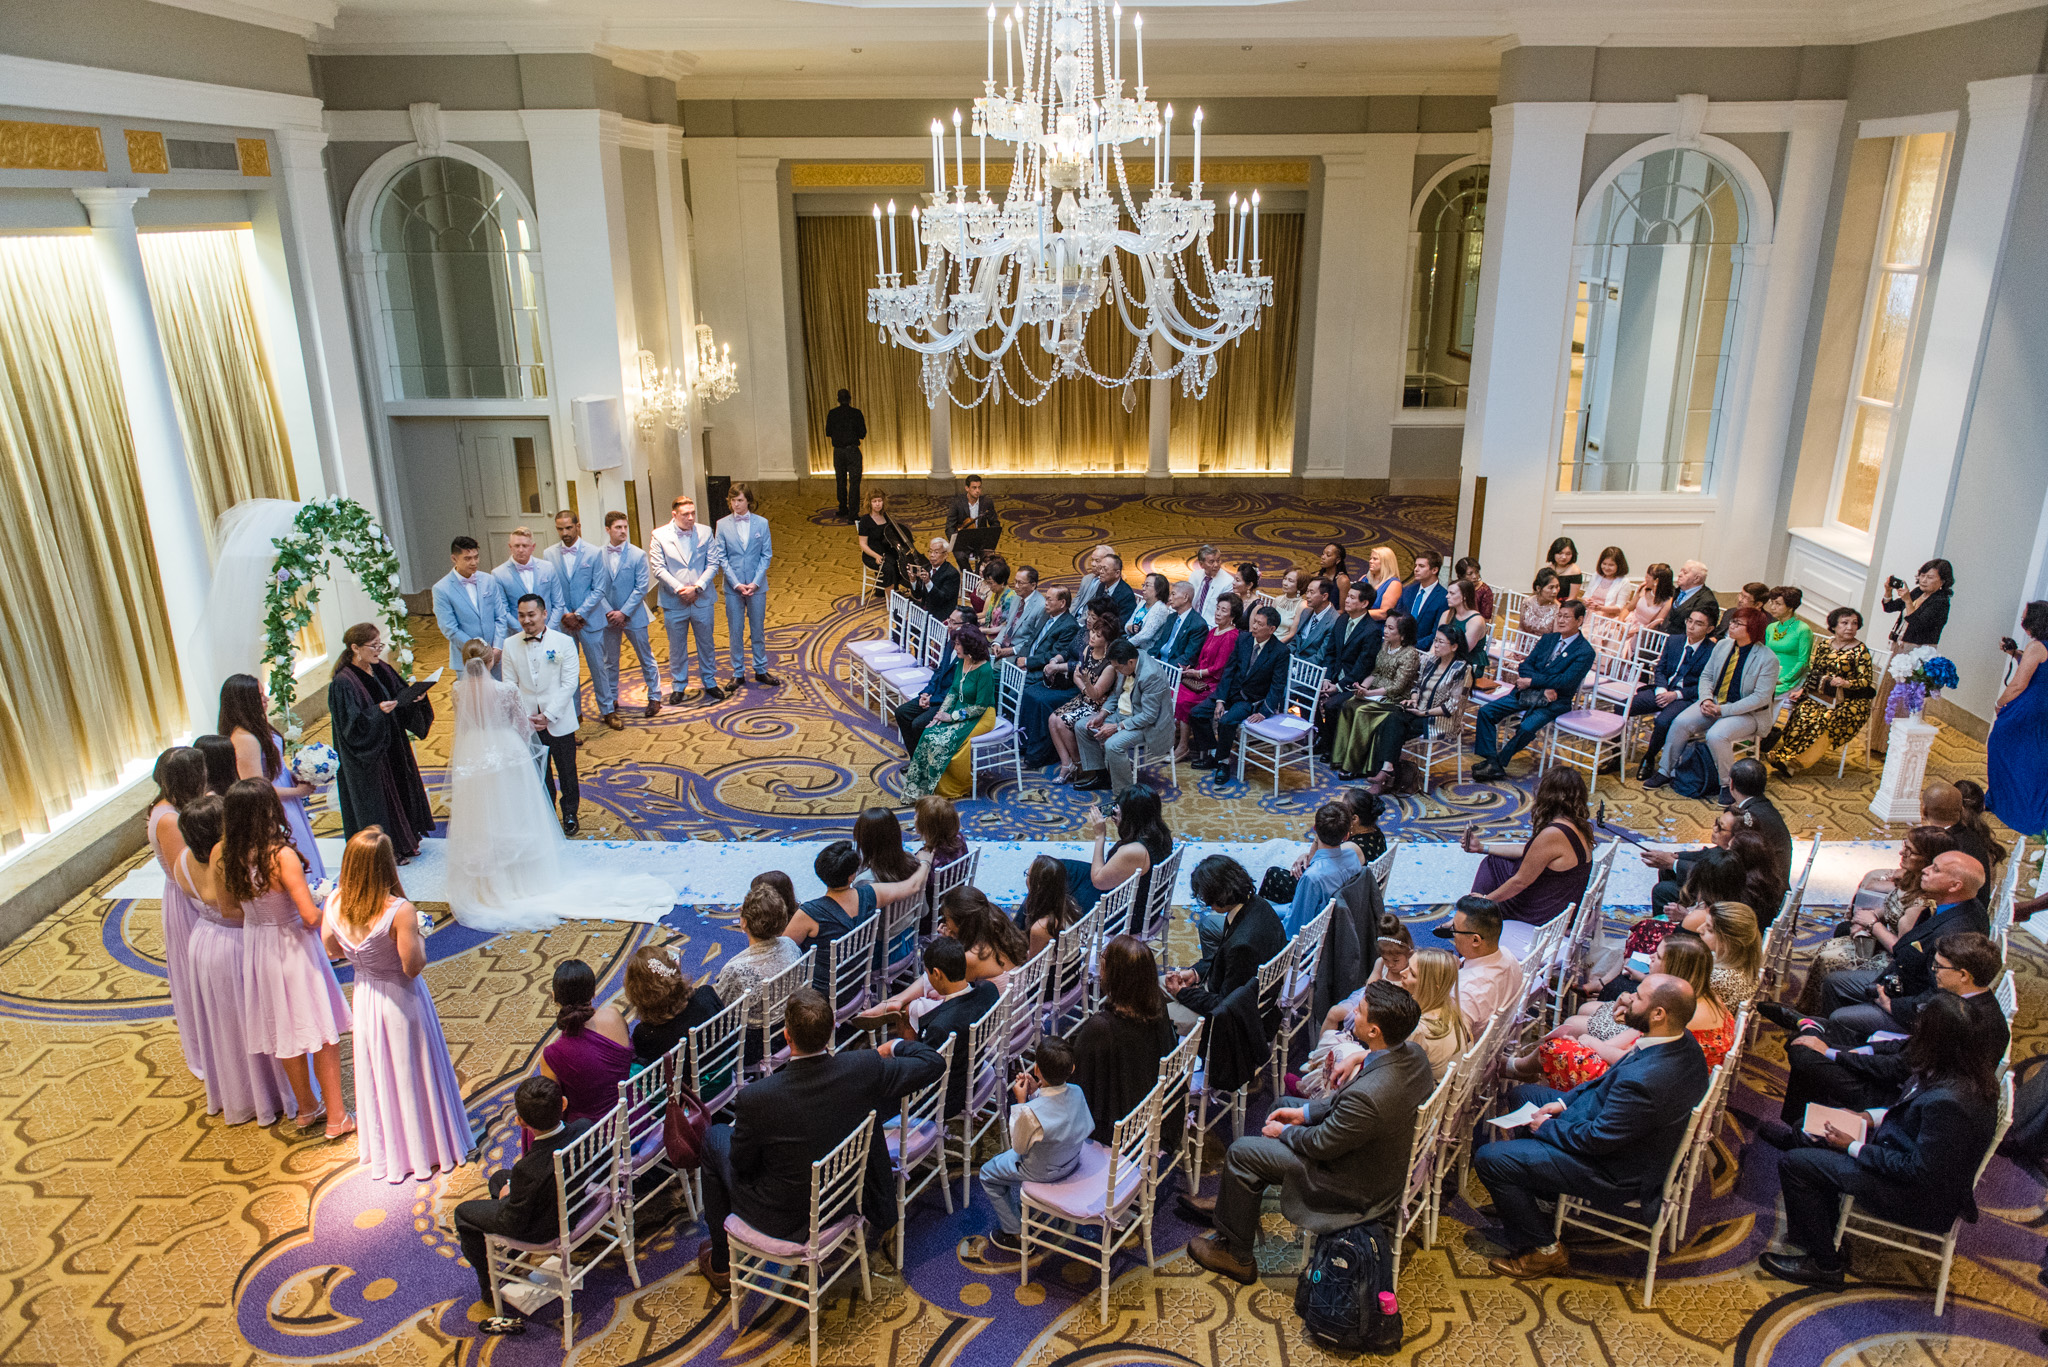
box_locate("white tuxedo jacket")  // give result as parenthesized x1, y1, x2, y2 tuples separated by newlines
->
(501, 627, 581, 737)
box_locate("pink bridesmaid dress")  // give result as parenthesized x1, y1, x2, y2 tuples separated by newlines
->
(241, 881, 352, 1061)
(175, 853, 296, 1125)
(145, 807, 204, 1080)
(268, 734, 326, 884)
(326, 896, 474, 1182)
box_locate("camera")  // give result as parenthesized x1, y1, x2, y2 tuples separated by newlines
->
(2004, 636, 2020, 655)
(1884, 574, 1904, 592)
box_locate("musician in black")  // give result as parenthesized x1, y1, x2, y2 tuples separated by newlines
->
(945, 475, 1001, 569)
(826, 388, 866, 522)
(857, 491, 916, 595)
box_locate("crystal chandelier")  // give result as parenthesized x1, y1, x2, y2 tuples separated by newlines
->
(867, 0, 1273, 409)
(691, 321, 739, 407)
(633, 349, 689, 432)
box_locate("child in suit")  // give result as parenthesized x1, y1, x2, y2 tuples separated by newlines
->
(879, 936, 998, 1119)
(453, 1076, 591, 1337)
(977, 1035, 1093, 1258)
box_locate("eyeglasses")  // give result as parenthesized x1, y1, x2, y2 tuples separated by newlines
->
(1449, 927, 1482, 940)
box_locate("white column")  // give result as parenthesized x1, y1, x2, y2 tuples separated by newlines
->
(651, 126, 707, 512)
(1456, 103, 1593, 576)
(929, 390, 953, 481)
(1303, 141, 1415, 480)
(1873, 74, 2048, 582)
(74, 187, 214, 721)
(1148, 330, 1171, 483)
(736, 155, 799, 480)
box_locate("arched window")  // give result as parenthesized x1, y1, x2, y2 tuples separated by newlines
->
(1405, 164, 1487, 409)
(1560, 148, 1745, 493)
(371, 157, 546, 400)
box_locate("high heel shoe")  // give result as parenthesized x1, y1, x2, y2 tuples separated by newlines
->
(324, 1114, 357, 1141)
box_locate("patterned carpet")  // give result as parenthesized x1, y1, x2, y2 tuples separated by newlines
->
(1, 487, 2042, 1367)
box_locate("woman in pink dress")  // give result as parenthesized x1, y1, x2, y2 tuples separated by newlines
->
(1173, 592, 1244, 759)
(538, 959, 634, 1126)
(219, 673, 326, 884)
(1627, 562, 1676, 636)
(323, 829, 474, 1182)
(222, 779, 354, 1139)
(170, 794, 297, 1125)
(146, 747, 210, 1080)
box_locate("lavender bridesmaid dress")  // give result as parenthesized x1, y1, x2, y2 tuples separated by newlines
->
(269, 734, 326, 884)
(176, 854, 296, 1125)
(241, 882, 351, 1059)
(145, 808, 204, 1080)
(326, 897, 474, 1182)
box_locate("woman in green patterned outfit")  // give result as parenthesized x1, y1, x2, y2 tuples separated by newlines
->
(902, 626, 998, 800)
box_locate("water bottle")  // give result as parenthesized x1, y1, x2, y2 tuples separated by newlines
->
(1370, 1289, 1403, 1354)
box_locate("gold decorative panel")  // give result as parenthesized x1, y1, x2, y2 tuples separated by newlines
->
(0, 120, 107, 172)
(236, 137, 271, 177)
(125, 130, 170, 175)
(791, 162, 927, 188)
(790, 157, 1308, 196)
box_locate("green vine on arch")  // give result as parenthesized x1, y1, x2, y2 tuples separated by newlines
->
(260, 498, 416, 729)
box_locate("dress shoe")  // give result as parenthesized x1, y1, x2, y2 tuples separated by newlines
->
(1189, 752, 1219, 770)
(980, 1229, 1026, 1262)
(1175, 1192, 1218, 1225)
(1758, 1251, 1844, 1288)
(754, 671, 783, 686)
(697, 1243, 731, 1296)
(1640, 772, 1672, 789)
(1471, 761, 1503, 781)
(1071, 770, 1113, 792)
(1756, 1001, 1811, 1033)
(666, 690, 687, 706)
(1596, 758, 1621, 776)
(1754, 1119, 1807, 1152)
(602, 712, 625, 731)
(1489, 1245, 1569, 1279)
(1769, 756, 1793, 779)
(1635, 757, 1659, 782)
(645, 700, 663, 718)
(1185, 1232, 1258, 1285)
(561, 817, 580, 837)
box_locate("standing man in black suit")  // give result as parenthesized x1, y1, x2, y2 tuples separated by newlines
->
(1472, 974, 1712, 1279)
(909, 536, 961, 624)
(826, 388, 866, 522)
(1190, 602, 1292, 772)
(1628, 605, 1715, 779)
(696, 989, 945, 1292)
(454, 1076, 593, 1337)
(945, 474, 1001, 568)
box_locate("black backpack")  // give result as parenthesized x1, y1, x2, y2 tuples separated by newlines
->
(1294, 1220, 1403, 1355)
(1669, 738, 1720, 799)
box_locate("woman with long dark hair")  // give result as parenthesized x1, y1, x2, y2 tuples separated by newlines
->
(219, 672, 324, 882)
(901, 624, 997, 800)
(327, 623, 434, 857)
(535, 958, 633, 1127)
(1018, 853, 1082, 956)
(146, 747, 211, 1080)
(194, 733, 239, 796)
(1061, 783, 1172, 930)
(1068, 935, 1179, 1145)
(1461, 766, 1595, 956)
(853, 806, 920, 884)
(221, 778, 353, 1137)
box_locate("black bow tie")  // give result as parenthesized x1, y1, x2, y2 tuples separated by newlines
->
(525, 634, 542, 643)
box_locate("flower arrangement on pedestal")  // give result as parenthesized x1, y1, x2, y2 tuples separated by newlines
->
(259, 498, 414, 732)
(1886, 646, 1960, 722)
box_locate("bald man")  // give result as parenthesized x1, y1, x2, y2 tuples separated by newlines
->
(1472, 973, 1711, 1279)
(1818, 850, 1989, 1041)
(1919, 780, 1998, 882)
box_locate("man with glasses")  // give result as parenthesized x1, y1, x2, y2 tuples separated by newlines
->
(1432, 896, 1526, 1027)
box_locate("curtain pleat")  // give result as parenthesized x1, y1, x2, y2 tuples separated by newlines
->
(1167, 212, 1303, 474)
(0, 236, 185, 852)
(797, 215, 932, 477)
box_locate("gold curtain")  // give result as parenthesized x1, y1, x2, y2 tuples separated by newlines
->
(796, 215, 931, 476)
(137, 228, 298, 526)
(950, 295, 1148, 475)
(0, 235, 185, 853)
(1167, 211, 1303, 473)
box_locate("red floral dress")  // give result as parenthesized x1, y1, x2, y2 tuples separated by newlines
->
(1538, 1012, 1737, 1090)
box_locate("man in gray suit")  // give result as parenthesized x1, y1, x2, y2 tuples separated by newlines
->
(992, 566, 1044, 660)
(649, 494, 722, 704)
(1181, 980, 1434, 1284)
(1073, 641, 1172, 792)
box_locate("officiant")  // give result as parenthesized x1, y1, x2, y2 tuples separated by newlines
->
(329, 622, 436, 861)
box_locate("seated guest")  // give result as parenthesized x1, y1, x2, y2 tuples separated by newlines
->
(1042, 613, 1121, 777)
(1343, 787, 1390, 864)
(1180, 981, 1434, 1284)
(1314, 945, 1467, 1086)
(1277, 801, 1359, 937)
(1165, 855, 1287, 1032)
(1727, 758, 1793, 881)
(1770, 606, 1875, 776)
(1082, 552, 1136, 630)
(990, 566, 1044, 659)
(1644, 806, 1784, 922)
(1472, 973, 1711, 1280)
(1627, 561, 1676, 636)
(1796, 826, 1955, 1014)
(891, 610, 963, 753)
(1189, 601, 1292, 772)
(1356, 622, 1471, 791)
(975, 556, 1015, 630)
(901, 625, 998, 800)
(1771, 931, 2005, 1134)
(1805, 851, 1988, 1042)
(1289, 575, 1340, 667)
(1454, 555, 1494, 625)
(1425, 895, 1526, 1026)
(1315, 583, 1389, 749)
(1173, 593, 1244, 759)
(1511, 932, 1735, 1087)
(695, 989, 945, 1293)
(1583, 546, 1633, 617)
(908, 536, 961, 622)
(868, 886, 1026, 1024)
(1459, 768, 1595, 956)
(1070, 935, 1179, 1145)
(1947, 778, 2009, 881)
(1442, 579, 1490, 676)
(536, 959, 632, 1127)
(1518, 568, 1563, 636)
(1152, 579, 1208, 667)
(1328, 611, 1421, 779)
(713, 883, 804, 1028)
(1645, 607, 1779, 804)
(1591, 845, 1747, 1000)
(1544, 537, 1585, 600)
(1072, 639, 1176, 794)
(1021, 586, 1080, 679)
(622, 944, 721, 1067)
(876, 936, 1000, 1117)
(1471, 599, 1594, 780)
(977, 1035, 1094, 1260)
(1268, 569, 1306, 640)
(455, 1077, 591, 1336)
(1398, 550, 1450, 643)
(1629, 605, 1715, 779)
(1017, 855, 1082, 957)
(788, 840, 929, 991)
(1722, 829, 1787, 930)
(1126, 571, 1174, 651)
(856, 492, 912, 595)
(854, 805, 922, 889)
(1183, 543, 1240, 620)
(1757, 992, 1999, 1289)
(1763, 586, 1814, 698)
(1667, 559, 1721, 635)
(913, 794, 970, 871)
(1061, 785, 1172, 925)
(1069, 544, 1114, 619)
(1684, 898, 1763, 1005)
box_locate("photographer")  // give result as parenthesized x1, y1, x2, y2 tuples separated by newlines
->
(1988, 601, 2048, 842)
(1871, 560, 1952, 757)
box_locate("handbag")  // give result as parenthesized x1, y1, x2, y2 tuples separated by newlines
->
(662, 1082, 713, 1170)
(1258, 865, 1299, 906)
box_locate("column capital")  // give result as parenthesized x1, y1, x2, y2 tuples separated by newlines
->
(74, 187, 149, 228)
(1968, 73, 2048, 120)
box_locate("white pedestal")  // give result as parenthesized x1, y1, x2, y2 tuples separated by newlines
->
(1868, 717, 1937, 824)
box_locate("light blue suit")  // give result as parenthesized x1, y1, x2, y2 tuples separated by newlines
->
(650, 519, 720, 692)
(492, 555, 566, 633)
(432, 569, 515, 678)
(579, 539, 660, 716)
(544, 537, 609, 720)
(711, 512, 774, 675)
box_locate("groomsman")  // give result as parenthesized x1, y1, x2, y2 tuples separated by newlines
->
(580, 511, 661, 728)
(503, 593, 582, 835)
(493, 528, 565, 632)
(650, 495, 723, 705)
(433, 536, 514, 678)
(711, 483, 780, 687)
(544, 510, 607, 724)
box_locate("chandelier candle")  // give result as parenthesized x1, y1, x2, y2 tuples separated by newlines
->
(1161, 104, 1172, 193)
(1192, 106, 1202, 189)
(872, 204, 886, 275)
(1251, 189, 1259, 267)
(1134, 12, 1144, 90)
(887, 200, 898, 276)
(1005, 15, 1015, 90)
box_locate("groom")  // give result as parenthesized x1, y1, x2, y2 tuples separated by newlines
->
(503, 594, 582, 836)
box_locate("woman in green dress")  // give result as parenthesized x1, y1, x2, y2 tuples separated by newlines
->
(902, 626, 997, 801)
(1769, 606, 1875, 776)
(1764, 586, 1814, 697)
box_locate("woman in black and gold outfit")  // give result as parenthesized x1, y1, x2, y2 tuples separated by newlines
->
(1770, 606, 1875, 776)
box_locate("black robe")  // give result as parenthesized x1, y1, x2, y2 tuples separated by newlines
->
(328, 661, 435, 855)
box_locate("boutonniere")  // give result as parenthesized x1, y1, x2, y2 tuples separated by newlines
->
(545, 649, 558, 662)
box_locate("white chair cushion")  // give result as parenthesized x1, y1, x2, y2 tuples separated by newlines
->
(725, 1211, 862, 1259)
(1556, 710, 1626, 739)
(971, 720, 1016, 747)
(881, 666, 935, 690)
(1592, 679, 1636, 703)
(1473, 681, 1514, 701)
(884, 1117, 943, 1165)
(1021, 1141, 1141, 1221)
(862, 651, 917, 672)
(1243, 714, 1312, 742)
(848, 640, 906, 661)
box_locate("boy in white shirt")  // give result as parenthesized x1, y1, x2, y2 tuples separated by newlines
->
(978, 1035, 1093, 1260)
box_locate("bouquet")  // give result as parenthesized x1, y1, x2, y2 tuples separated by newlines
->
(289, 741, 341, 787)
(1885, 647, 1959, 721)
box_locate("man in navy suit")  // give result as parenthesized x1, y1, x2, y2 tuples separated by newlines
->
(1472, 973, 1711, 1279)
(1397, 550, 1449, 643)
(1152, 581, 1206, 667)
(1315, 582, 1386, 752)
(1471, 599, 1596, 779)
(1814, 851, 1989, 1041)
(891, 610, 964, 752)
(1288, 575, 1340, 670)
(1190, 602, 1292, 772)
(1630, 605, 1716, 778)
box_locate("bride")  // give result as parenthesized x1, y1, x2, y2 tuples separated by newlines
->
(444, 646, 676, 932)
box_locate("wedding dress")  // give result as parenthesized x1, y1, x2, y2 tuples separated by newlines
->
(442, 660, 677, 932)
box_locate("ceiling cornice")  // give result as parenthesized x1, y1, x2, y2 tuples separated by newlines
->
(149, 0, 337, 38)
(671, 72, 1500, 99)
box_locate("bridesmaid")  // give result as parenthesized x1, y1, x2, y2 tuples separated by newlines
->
(170, 794, 297, 1125)
(322, 829, 474, 1182)
(221, 779, 354, 1139)
(146, 747, 210, 1080)
(219, 673, 326, 884)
